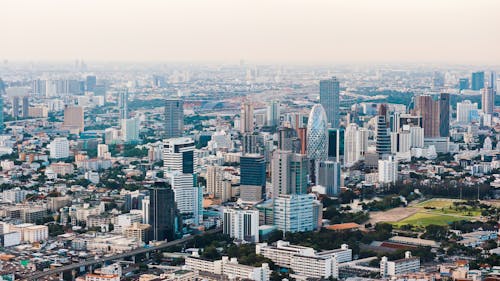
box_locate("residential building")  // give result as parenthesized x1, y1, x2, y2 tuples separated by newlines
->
(223, 207, 260, 243)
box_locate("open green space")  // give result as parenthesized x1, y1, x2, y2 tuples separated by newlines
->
(392, 212, 465, 227)
(415, 199, 481, 217)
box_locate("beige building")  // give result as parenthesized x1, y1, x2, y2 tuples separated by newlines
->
(123, 223, 150, 243)
(63, 105, 84, 133)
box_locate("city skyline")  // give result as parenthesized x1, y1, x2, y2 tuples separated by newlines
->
(2, 0, 500, 64)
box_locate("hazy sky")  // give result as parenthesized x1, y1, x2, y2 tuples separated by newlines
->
(2, 0, 499, 64)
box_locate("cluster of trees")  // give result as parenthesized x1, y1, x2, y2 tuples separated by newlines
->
(361, 196, 404, 211)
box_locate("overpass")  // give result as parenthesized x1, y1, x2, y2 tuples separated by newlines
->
(23, 228, 222, 281)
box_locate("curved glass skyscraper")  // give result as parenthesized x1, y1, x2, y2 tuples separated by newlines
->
(307, 104, 328, 183)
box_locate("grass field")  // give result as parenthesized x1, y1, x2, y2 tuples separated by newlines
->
(392, 212, 465, 227)
(416, 199, 459, 209)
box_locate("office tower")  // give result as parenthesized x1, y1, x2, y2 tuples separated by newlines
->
(459, 78, 469, 91)
(12, 97, 19, 119)
(378, 155, 398, 184)
(376, 104, 392, 157)
(481, 87, 495, 114)
(471, 71, 485, 91)
(307, 104, 328, 183)
(167, 172, 202, 225)
(319, 77, 340, 128)
(63, 105, 84, 133)
(390, 130, 411, 155)
(118, 91, 128, 120)
(242, 133, 259, 154)
(273, 194, 315, 233)
(121, 118, 141, 143)
(21, 96, 29, 118)
(271, 150, 308, 198)
(97, 144, 109, 158)
(240, 100, 254, 133)
(327, 128, 344, 162)
(413, 95, 439, 138)
(223, 208, 260, 243)
(266, 100, 280, 127)
(456, 100, 479, 123)
(163, 137, 195, 173)
(344, 123, 360, 166)
(141, 197, 150, 224)
(490, 71, 497, 90)
(240, 154, 266, 201)
(86, 75, 97, 92)
(278, 127, 301, 153)
(318, 161, 341, 196)
(32, 79, 46, 95)
(148, 182, 180, 242)
(439, 93, 450, 137)
(409, 126, 424, 148)
(50, 137, 70, 159)
(165, 99, 184, 138)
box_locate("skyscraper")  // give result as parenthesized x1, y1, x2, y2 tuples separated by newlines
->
(278, 127, 301, 153)
(456, 100, 479, 123)
(266, 100, 280, 127)
(490, 71, 497, 91)
(327, 128, 344, 162)
(307, 104, 328, 182)
(471, 71, 485, 91)
(273, 194, 315, 233)
(12, 97, 19, 119)
(22, 96, 29, 118)
(86, 75, 97, 92)
(414, 95, 439, 138)
(438, 93, 450, 137)
(318, 161, 341, 196)
(344, 123, 361, 166)
(376, 104, 392, 157)
(148, 182, 180, 242)
(240, 100, 254, 133)
(118, 91, 128, 120)
(165, 99, 184, 138)
(240, 154, 266, 201)
(481, 87, 495, 114)
(271, 150, 308, 198)
(319, 77, 340, 128)
(163, 137, 195, 173)
(459, 78, 469, 91)
(121, 118, 141, 143)
(0, 80, 5, 132)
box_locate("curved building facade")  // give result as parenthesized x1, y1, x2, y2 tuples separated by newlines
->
(307, 104, 328, 183)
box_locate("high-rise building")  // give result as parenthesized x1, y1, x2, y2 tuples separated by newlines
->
(327, 128, 344, 162)
(223, 208, 260, 243)
(206, 165, 230, 201)
(471, 71, 485, 91)
(376, 104, 392, 157)
(413, 95, 439, 138)
(273, 194, 315, 233)
(118, 91, 128, 120)
(148, 182, 180, 242)
(439, 93, 450, 137)
(378, 155, 398, 185)
(242, 133, 260, 154)
(63, 105, 85, 133)
(86, 75, 97, 92)
(240, 154, 266, 201)
(456, 100, 479, 123)
(271, 150, 308, 198)
(307, 104, 328, 183)
(165, 99, 184, 138)
(481, 87, 495, 114)
(121, 118, 140, 143)
(459, 78, 469, 91)
(22, 96, 29, 118)
(278, 127, 300, 153)
(319, 77, 340, 128)
(50, 137, 70, 159)
(163, 137, 196, 173)
(490, 71, 497, 91)
(240, 100, 254, 133)
(432, 72, 445, 88)
(318, 161, 341, 196)
(167, 172, 202, 225)
(344, 123, 361, 166)
(266, 100, 280, 127)
(12, 96, 19, 119)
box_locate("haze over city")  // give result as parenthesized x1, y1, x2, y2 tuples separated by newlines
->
(2, 0, 500, 64)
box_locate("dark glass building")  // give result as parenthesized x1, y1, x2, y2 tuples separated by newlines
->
(471, 71, 485, 91)
(328, 128, 344, 161)
(240, 154, 266, 199)
(148, 182, 180, 242)
(439, 93, 450, 137)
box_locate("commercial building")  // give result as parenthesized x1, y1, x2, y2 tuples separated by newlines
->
(307, 104, 328, 182)
(380, 252, 420, 278)
(271, 150, 308, 198)
(318, 161, 341, 196)
(240, 100, 254, 133)
(273, 194, 315, 233)
(320, 77, 340, 128)
(49, 137, 70, 159)
(165, 99, 184, 138)
(148, 182, 180, 242)
(124, 222, 150, 243)
(185, 255, 270, 281)
(240, 154, 266, 201)
(63, 105, 84, 133)
(222, 207, 260, 243)
(163, 137, 196, 173)
(471, 71, 485, 91)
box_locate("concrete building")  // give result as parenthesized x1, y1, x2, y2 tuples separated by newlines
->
(273, 194, 315, 233)
(63, 105, 84, 133)
(240, 100, 254, 133)
(378, 155, 398, 184)
(49, 137, 70, 159)
(223, 207, 260, 243)
(124, 222, 150, 243)
(271, 150, 308, 198)
(380, 252, 420, 278)
(165, 99, 184, 138)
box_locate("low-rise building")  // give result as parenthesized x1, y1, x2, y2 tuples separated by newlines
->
(380, 251, 420, 278)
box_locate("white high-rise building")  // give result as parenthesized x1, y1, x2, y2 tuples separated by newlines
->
(378, 155, 398, 184)
(273, 194, 315, 233)
(97, 144, 110, 158)
(409, 126, 424, 148)
(141, 197, 149, 224)
(49, 137, 70, 159)
(121, 118, 140, 142)
(344, 123, 360, 166)
(163, 137, 196, 173)
(167, 171, 202, 225)
(481, 87, 495, 114)
(223, 208, 260, 243)
(457, 100, 479, 124)
(240, 100, 254, 133)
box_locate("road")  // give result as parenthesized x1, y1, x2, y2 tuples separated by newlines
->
(22, 228, 221, 281)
